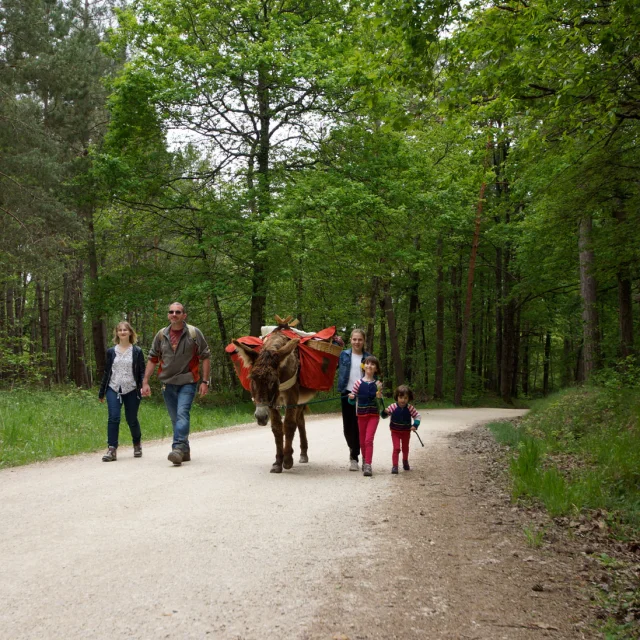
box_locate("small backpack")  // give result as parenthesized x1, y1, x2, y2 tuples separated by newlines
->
(156, 324, 199, 354)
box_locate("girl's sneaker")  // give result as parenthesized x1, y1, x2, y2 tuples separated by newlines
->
(102, 446, 117, 462)
(363, 463, 373, 477)
(402, 460, 410, 471)
(391, 466, 398, 474)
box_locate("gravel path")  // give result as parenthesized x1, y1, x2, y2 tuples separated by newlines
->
(1, 408, 536, 639)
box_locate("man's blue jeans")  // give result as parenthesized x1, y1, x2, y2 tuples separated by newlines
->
(162, 383, 197, 451)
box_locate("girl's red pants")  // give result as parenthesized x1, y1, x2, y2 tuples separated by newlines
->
(391, 430, 411, 466)
(357, 413, 379, 465)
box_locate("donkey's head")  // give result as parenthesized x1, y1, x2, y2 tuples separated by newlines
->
(233, 336, 300, 425)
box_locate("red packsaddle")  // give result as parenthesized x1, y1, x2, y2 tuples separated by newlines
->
(226, 326, 340, 392)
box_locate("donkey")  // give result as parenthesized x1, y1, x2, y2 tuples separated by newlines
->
(233, 331, 317, 473)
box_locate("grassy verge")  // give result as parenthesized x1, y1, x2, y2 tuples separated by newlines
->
(488, 386, 640, 532)
(0, 387, 257, 468)
(0, 386, 355, 469)
(487, 384, 640, 638)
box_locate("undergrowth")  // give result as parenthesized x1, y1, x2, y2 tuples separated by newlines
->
(489, 384, 640, 535)
(488, 374, 640, 637)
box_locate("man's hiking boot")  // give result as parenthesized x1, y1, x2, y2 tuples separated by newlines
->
(363, 463, 372, 477)
(102, 446, 117, 462)
(168, 448, 191, 465)
(403, 460, 411, 471)
(391, 466, 398, 474)
(133, 445, 142, 458)
(349, 458, 359, 472)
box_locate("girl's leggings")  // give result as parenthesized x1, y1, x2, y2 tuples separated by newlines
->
(357, 413, 379, 465)
(391, 430, 411, 466)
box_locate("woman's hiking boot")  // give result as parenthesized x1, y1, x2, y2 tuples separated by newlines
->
(133, 445, 142, 458)
(102, 446, 117, 462)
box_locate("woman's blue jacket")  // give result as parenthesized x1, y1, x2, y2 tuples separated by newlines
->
(337, 348, 371, 395)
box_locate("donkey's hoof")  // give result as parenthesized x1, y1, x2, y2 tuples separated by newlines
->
(283, 456, 294, 470)
(299, 454, 309, 464)
(270, 463, 283, 474)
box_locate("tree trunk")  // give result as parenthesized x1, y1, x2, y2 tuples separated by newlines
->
(14, 272, 27, 348)
(476, 300, 484, 387)
(419, 302, 429, 390)
(213, 292, 237, 389)
(562, 337, 572, 387)
(543, 331, 551, 396)
(36, 281, 50, 354)
(617, 271, 634, 358)
(613, 198, 634, 358)
(454, 176, 486, 406)
(6, 282, 16, 352)
(511, 306, 521, 399)
(451, 264, 462, 371)
(56, 274, 71, 383)
(483, 295, 492, 389)
(500, 294, 515, 404)
(433, 237, 445, 399)
(521, 330, 529, 396)
(85, 202, 107, 383)
(365, 276, 379, 354)
(72, 261, 88, 387)
(36, 280, 52, 384)
(575, 342, 584, 384)
(378, 299, 391, 394)
(382, 283, 404, 387)
(578, 216, 600, 380)
(495, 247, 503, 394)
(249, 65, 271, 337)
(404, 254, 420, 384)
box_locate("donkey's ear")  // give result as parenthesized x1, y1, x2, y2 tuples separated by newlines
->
(277, 338, 300, 366)
(233, 340, 259, 368)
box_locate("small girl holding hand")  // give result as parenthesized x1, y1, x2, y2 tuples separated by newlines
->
(349, 355, 383, 477)
(381, 385, 421, 474)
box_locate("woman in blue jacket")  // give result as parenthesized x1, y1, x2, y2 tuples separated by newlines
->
(337, 328, 371, 471)
(98, 322, 145, 461)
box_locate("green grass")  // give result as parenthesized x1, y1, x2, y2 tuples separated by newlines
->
(0, 387, 257, 468)
(489, 383, 640, 637)
(0, 386, 356, 468)
(523, 523, 546, 548)
(488, 385, 640, 535)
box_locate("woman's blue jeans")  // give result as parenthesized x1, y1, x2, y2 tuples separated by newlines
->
(162, 383, 197, 451)
(106, 387, 142, 448)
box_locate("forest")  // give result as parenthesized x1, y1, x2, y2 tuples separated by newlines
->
(1, 0, 638, 403)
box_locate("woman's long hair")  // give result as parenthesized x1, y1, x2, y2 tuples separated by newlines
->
(112, 321, 138, 345)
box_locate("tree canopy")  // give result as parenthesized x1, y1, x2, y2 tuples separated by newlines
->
(1, 0, 638, 402)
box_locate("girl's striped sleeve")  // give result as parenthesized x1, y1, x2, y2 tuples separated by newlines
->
(409, 405, 421, 419)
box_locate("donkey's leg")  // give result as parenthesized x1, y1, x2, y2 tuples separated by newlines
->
(282, 407, 297, 470)
(297, 407, 309, 463)
(270, 409, 284, 473)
